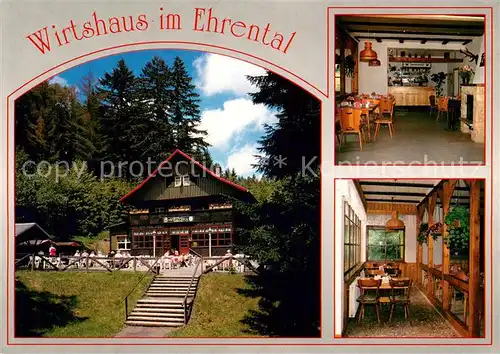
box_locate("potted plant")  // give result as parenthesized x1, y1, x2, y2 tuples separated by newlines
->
(444, 205, 470, 251)
(344, 55, 355, 77)
(460, 64, 474, 85)
(428, 222, 443, 238)
(334, 54, 355, 78)
(417, 222, 429, 244)
(430, 72, 447, 97)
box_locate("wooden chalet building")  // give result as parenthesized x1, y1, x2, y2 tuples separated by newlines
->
(109, 149, 256, 257)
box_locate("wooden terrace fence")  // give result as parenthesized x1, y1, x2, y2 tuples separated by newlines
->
(15, 253, 259, 274)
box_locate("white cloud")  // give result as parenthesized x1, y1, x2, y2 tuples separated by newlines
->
(226, 144, 259, 177)
(193, 53, 267, 97)
(199, 98, 276, 149)
(48, 75, 69, 86)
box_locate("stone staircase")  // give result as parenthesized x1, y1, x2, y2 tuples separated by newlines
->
(125, 269, 200, 327)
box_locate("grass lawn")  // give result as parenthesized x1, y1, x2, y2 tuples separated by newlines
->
(169, 273, 264, 337)
(16, 270, 153, 337)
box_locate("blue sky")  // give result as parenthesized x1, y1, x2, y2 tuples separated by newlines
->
(49, 49, 276, 176)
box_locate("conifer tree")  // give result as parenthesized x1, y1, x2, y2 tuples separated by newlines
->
(169, 56, 209, 156)
(137, 56, 174, 162)
(98, 59, 147, 178)
(235, 71, 321, 337)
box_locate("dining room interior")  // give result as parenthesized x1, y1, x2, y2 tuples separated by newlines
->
(335, 178, 485, 338)
(334, 15, 486, 165)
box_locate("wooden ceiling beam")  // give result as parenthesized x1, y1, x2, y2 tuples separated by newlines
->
(359, 181, 437, 189)
(463, 39, 472, 45)
(421, 39, 427, 44)
(347, 28, 483, 36)
(365, 198, 420, 204)
(363, 191, 427, 197)
(355, 35, 472, 43)
(442, 40, 450, 45)
(353, 179, 367, 211)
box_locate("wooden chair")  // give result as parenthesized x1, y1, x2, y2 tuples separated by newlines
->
(339, 108, 367, 151)
(388, 278, 412, 324)
(374, 98, 395, 139)
(429, 95, 438, 117)
(385, 267, 401, 277)
(357, 278, 382, 324)
(365, 269, 384, 277)
(365, 262, 378, 270)
(436, 96, 449, 122)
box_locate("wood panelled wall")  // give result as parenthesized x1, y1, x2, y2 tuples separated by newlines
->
(367, 202, 417, 215)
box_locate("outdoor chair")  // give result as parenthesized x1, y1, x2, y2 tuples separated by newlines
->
(388, 277, 412, 324)
(357, 278, 382, 324)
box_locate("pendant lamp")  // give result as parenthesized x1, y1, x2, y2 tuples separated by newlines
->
(369, 58, 381, 66)
(360, 41, 378, 62)
(385, 197, 405, 231)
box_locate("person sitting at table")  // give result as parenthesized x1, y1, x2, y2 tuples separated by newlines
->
(161, 250, 172, 270)
(49, 244, 57, 257)
(172, 250, 180, 268)
(89, 251, 95, 267)
(114, 250, 123, 267)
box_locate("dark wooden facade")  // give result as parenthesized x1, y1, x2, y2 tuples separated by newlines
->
(113, 149, 256, 257)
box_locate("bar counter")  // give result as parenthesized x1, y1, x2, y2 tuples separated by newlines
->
(388, 86, 435, 106)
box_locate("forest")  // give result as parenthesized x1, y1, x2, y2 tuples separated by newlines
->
(15, 53, 321, 336)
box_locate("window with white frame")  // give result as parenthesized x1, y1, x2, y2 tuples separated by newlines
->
(174, 174, 191, 187)
(116, 235, 131, 250)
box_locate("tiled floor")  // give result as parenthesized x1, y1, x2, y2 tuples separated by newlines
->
(336, 109, 485, 165)
(343, 288, 460, 337)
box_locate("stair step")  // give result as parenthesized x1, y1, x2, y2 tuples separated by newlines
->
(146, 293, 195, 297)
(149, 284, 195, 287)
(147, 290, 194, 293)
(127, 315, 184, 322)
(138, 299, 184, 304)
(146, 291, 195, 295)
(152, 280, 197, 284)
(128, 310, 184, 320)
(136, 304, 185, 308)
(125, 320, 184, 327)
(133, 307, 185, 313)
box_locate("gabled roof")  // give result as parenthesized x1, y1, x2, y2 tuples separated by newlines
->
(15, 223, 53, 239)
(119, 149, 251, 203)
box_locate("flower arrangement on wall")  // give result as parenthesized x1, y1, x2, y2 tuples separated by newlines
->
(460, 64, 474, 85)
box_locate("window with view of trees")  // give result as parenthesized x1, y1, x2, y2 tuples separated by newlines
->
(344, 201, 361, 274)
(367, 227, 405, 262)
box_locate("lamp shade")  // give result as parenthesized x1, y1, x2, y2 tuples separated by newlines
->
(385, 211, 405, 230)
(369, 58, 381, 66)
(360, 41, 378, 62)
